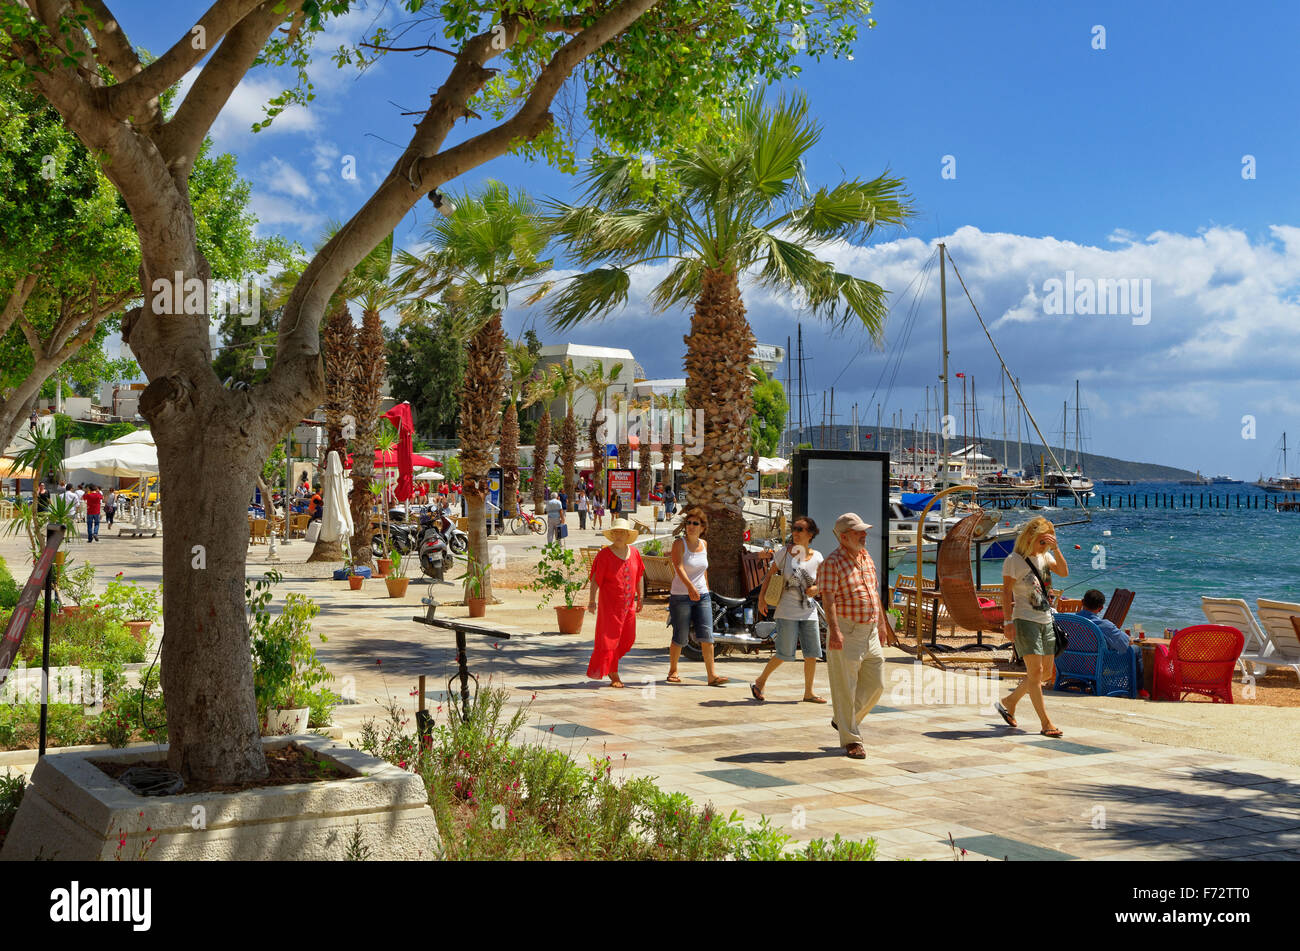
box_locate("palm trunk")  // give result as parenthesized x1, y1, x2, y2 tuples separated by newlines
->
(310, 300, 355, 562)
(682, 267, 754, 596)
(500, 400, 519, 517)
(459, 312, 506, 601)
(638, 439, 652, 508)
(587, 413, 604, 503)
(665, 412, 675, 498)
(560, 408, 577, 510)
(532, 410, 550, 514)
(348, 307, 385, 568)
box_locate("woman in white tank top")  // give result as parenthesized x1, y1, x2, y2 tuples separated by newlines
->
(666, 507, 728, 687)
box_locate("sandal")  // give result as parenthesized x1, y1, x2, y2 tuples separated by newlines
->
(802, 695, 827, 704)
(665, 673, 682, 684)
(707, 677, 729, 687)
(750, 683, 765, 702)
(1040, 727, 1063, 738)
(995, 702, 1017, 729)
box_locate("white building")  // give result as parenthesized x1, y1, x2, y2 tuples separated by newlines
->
(535, 344, 643, 422)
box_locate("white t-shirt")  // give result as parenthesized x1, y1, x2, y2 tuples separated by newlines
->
(670, 539, 709, 596)
(575, 494, 587, 511)
(1002, 551, 1057, 623)
(772, 545, 824, 622)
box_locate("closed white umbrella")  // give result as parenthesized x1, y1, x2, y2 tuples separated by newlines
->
(318, 450, 353, 544)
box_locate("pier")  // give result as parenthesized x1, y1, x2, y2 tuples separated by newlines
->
(957, 486, 1300, 510)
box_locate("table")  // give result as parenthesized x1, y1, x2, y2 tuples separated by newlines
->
(1130, 635, 1172, 696)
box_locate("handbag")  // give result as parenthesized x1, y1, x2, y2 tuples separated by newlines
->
(557, 523, 568, 539)
(1022, 554, 1068, 655)
(762, 549, 788, 607)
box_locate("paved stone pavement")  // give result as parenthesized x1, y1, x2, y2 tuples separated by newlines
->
(6, 529, 1300, 861)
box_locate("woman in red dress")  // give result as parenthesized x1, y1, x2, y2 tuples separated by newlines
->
(585, 518, 645, 687)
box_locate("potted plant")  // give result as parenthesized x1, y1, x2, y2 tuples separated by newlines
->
(248, 573, 332, 736)
(384, 543, 409, 598)
(370, 478, 391, 576)
(101, 573, 162, 641)
(528, 542, 588, 635)
(59, 562, 97, 618)
(464, 556, 489, 618)
(343, 550, 365, 590)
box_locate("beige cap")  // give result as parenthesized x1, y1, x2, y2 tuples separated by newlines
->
(833, 512, 873, 536)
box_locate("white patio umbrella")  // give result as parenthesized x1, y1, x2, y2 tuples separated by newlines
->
(757, 456, 789, 474)
(413, 471, 445, 481)
(63, 441, 160, 530)
(317, 450, 353, 546)
(109, 429, 155, 446)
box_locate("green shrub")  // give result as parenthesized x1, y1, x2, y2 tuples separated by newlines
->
(0, 556, 19, 609)
(0, 770, 26, 845)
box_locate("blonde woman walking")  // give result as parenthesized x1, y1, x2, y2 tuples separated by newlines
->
(996, 517, 1069, 737)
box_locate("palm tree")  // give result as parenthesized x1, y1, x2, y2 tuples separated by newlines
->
(632, 396, 654, 507)
(575, 361, 623, 502)
(344, 233, 398, 569)
(527, 370, 561, 514)
(500, 339, 542, 519)
(395, 182, 551, 601)
(6, 429, 66, 558)
(545, 92, 911, 593)
(552, 360, 582, 509)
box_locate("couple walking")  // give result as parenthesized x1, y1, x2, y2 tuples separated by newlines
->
(751, 512, 897, 759)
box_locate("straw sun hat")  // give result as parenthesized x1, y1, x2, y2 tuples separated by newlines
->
(603, 518, 640, 543)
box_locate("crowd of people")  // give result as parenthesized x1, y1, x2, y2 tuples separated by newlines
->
(34, 480, 118, 541)
(578, 507, 1138, 759)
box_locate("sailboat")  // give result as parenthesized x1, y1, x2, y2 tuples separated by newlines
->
(1256, 433, 1300, 492)
(1036, 383, 1094, 495)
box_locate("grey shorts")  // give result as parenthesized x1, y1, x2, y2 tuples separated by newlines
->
(773, 617, 822, 661)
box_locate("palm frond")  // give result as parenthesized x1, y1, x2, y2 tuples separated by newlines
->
(545, 268, 632, 331)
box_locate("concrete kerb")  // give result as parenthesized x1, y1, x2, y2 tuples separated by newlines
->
(1, 734, 439, 861)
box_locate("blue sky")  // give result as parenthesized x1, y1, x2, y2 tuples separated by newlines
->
(121, 1, 1300, 477)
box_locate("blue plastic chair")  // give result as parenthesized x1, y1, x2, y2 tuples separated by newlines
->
(1053, 613, 1139, 698)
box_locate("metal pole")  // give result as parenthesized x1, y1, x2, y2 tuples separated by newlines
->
(39, 535, 53, 758)
(940, 244, 949, 506)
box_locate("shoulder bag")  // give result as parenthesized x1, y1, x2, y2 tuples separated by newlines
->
(762, 549, 788, 607)
(1022, 554, 1069, 656)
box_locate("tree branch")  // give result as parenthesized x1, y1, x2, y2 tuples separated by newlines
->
(0, 272, 40, 340)
(77, 0, 141, 82)
(157, 0, 304, 173)
(105, 0, 267, 121)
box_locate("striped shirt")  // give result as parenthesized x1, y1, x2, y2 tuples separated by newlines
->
(819, 544, 881, 625)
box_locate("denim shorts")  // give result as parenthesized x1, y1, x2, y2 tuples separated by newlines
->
(773, 617, 822, 661)
(668, 593, 713, 645)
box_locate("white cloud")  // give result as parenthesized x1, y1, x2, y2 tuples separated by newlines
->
(261, 156, 314, 201)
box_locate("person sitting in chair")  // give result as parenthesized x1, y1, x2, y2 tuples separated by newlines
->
(1078, 589, 1143, 686)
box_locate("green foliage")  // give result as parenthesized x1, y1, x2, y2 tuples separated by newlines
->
(100, 573, 162, 624)
(357, 685, 876, 861)
(245, 572, 332, 715)
(442, 455, 462, 484)
(0, 556, 19, 609)
(59, 561, 96, 608)
(384, 307, 467, 443)
(641, 538, 664, 557)
(463, 557, 490, 600)
(750, 366, 787, 458)
(527, 542, 587, 609)
(0, 770, 25, 844)
(260, 441, 287, 488)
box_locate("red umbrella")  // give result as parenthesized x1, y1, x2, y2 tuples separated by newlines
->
(344, 450, 442, 469)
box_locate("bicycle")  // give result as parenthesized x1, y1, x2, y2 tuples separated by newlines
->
(509, 507, 546, 535)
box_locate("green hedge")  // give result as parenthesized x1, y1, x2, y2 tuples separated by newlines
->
(0, 557, 18, 609)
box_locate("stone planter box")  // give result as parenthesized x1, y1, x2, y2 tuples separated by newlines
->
(1, 735, 439, 861)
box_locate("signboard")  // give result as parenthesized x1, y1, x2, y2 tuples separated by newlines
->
(487, 467, 502, 511)
(0, 525, 64, 691)
(790, 450, 890, 609)
(606, 468, 636, 512)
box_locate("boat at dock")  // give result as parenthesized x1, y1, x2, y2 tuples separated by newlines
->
(1256, 433, 1300, 492)
(1179, 470, 1211, 485)
(1211, 475, 1242, 484)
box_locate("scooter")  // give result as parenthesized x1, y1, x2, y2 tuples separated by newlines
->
(678, 586, 829, 661)
(418, 529, 454, 578)
(388, 507, 468, 555)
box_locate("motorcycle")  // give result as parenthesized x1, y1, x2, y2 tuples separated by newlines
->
(418, 529, 454, 578)
(388, 507, 468, 555)
(678, 586, 829, 661)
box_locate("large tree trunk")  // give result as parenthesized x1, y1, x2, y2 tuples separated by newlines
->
(459, 313, 505, 601)
(532, 410, 550, 514)
(682, 268, 754, 597)
(500, 400, 519, 517)
(638, 437, 652, 508)
(560, 407, 577, 510)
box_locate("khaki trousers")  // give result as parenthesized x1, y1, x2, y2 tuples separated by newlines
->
(827, 619, 886, 747)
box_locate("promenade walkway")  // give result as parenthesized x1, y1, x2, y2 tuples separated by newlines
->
(5, 528, 1300, 861)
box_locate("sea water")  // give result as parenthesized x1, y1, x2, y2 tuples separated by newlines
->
(885, 482, 1300, 631)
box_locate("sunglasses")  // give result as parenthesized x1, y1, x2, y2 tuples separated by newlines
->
(793, 524, 810, 532)
(684, 520, 702, 526)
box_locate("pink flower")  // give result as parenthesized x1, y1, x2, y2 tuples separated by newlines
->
(398, 760, 407, 769)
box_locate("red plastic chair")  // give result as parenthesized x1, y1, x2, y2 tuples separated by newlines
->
(1152, 625, 1245, 703)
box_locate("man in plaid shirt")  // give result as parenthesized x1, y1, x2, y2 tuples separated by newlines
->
(819, 512, 897, 758)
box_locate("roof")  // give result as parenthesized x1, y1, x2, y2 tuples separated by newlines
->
(538, 344, 636, 360)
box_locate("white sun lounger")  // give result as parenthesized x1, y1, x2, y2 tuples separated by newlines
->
(1201, 596, 1299, 683)
(1248, 599, 1300, 683)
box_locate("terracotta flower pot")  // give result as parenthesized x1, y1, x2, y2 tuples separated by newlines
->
(385, 576, 409, 598)
(60, 605, 81, 619)
(348, 574, 364, 590)
(467, 597, 487, 618)
(554, 605, 586, 636)
(377, 558, 392, 578)
(126, 620, 151, 642)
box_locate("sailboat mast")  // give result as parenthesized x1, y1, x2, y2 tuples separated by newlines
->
(940, 243, 949, 491)
(1001, 373, 1007, 474)
(1075, 379, 1081, 472)
(1063, 401, 1069, 472)
(1016, 376, 1023, 473)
